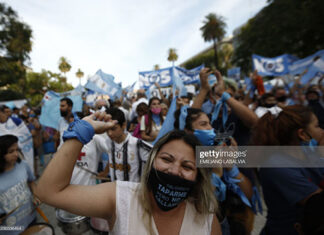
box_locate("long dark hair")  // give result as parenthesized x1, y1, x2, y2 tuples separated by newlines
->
(0, 135, 20, 173)
(174, 108, 206, 131)
(146, 97, 164, 135)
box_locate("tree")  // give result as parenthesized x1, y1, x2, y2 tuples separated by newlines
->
(182, 49, 215, 70)
(75, 68, 84, 85)
(167, 48, 178, 66)
(58, 57, 71, 80)
(25, 71, 50, 106)
(232, 0, 324, 73)
(153, 64, 160, 71)
(218, 43, 233, 71)
(0, 3, 32, 88)
(200, 13, 226, 68)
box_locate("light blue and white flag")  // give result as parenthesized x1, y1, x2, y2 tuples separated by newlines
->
(145, 84, 156, 100)
(40, 91, 83, 130)
(300, 55, 324, 84)
(289, 50, 324, 75)
(152, 96, 177, 145)
(171, 66, 187, 97)
(5, 101, 15, 109)
(0, 99, 27, 109)
(227, 67, 241, 81)
(85, 70, 122, 100)
(84, 90, 97, 106)
(124, 81, 136, 93)
(175, 65, 204, 85)
(252, 54, 298, 76)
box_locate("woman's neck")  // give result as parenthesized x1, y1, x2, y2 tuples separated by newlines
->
(149, 191, 186, 217)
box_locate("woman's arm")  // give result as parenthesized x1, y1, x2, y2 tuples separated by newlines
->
(140, 131, 156, 142)
(34, 113, 117, 220)
(191, 68, 212, 109)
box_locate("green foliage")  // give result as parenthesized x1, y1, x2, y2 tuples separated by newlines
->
(200, 13, 226, 67)
(0, 89, 25, 101)
(183, 49, 215, 70)
(75, 68, 84, 78)
(76, 68, 84, 85)
(233, 0, 324, 74)
(182, 43, 233, 74)
(0, 3, 32, 87)
(23, 70, 73, 106)
(167, 48, 178, 65)
(200, 13, 226, 43)
(58, 57, 72, 74)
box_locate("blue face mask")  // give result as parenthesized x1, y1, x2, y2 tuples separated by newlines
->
(301, 135, 318, 152)
(193, 129, 216, 146)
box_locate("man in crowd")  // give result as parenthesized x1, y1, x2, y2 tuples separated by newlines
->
(57, 97, 73, 149)
(104, 108, 151, 182)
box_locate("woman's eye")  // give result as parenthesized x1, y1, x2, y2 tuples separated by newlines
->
(183, 165, 193, 170)
(162, 157, 172, 162)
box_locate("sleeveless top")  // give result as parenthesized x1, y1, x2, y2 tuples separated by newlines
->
(110, 181, 214, 235)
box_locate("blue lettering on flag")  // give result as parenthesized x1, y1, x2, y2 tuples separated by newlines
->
(252, 54, 297, 76)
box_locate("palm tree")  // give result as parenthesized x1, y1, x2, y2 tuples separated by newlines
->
(153, 64, 160, 71)
(200, 13, 226, 68)
(75, 68, 84, 85)
(167, 48, 178, 66)
(58, 57, 72, 81)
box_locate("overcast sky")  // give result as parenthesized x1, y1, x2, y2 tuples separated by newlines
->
(3, 0, 268, 87)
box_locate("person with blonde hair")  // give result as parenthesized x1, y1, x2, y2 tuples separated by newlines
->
(35, 112, 221, 234)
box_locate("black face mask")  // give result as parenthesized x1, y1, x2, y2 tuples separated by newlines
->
(264, 103, 276, 108)
(276, 95, 287, 102)
(308, 99, 319, 105)
(148, 168, 195, 211)
(60, 110, 68, 117)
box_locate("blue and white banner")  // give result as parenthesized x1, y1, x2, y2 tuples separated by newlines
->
(40, 90, 83, 130)
(139, 67, 173, 88)
(171, 67, 187, 97)
(300, 55, 324, 84)
(139, 65, 203, 89)
(227, 67, 241, 80)
(0, 99, 27, 109)
(288, 50, 324, 75)
(175, 65, 204, 85)
(0, 118, 34, 175)
(85, 70, 122, 100)
(252, 54, 298, 76)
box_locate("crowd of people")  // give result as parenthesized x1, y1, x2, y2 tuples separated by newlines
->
(0, 68, 324, 235)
